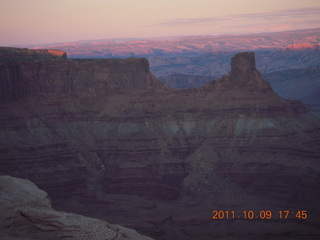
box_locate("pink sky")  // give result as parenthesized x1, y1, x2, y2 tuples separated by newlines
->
(1, 0, 320, 46)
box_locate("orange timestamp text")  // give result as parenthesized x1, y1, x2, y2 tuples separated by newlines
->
(212, 210, 308, 220)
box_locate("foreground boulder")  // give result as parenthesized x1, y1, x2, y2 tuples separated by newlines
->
(0, 175, 153, 240)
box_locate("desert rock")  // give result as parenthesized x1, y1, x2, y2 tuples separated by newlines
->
(0, 175, 153, 240)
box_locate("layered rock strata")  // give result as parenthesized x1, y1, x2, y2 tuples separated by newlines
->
(0, 52, 163, 103)
(0, 48, 319, 239)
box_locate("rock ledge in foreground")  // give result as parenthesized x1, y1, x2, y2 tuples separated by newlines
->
(0, 175, 153, 240)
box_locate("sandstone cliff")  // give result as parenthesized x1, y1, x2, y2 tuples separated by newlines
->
(0, 47, 164, 103)
(0, 48, 319, 240)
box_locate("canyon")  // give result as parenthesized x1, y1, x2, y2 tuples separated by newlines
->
(0, 48, 320, 239)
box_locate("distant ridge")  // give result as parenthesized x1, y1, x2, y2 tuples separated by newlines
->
(18, 28, 320, 58)
(0, 47, 67, 60)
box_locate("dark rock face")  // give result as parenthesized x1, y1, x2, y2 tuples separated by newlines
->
(232, 52, 256, 73)
(201, 52, 272, 94)
(0, 55, 163, 103)
(0, 48, 320, 240)
(230, 52, 270, 89)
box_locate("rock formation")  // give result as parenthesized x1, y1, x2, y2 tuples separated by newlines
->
(0, 52, 163, 103)
(204, 52, 271, 91)
(230, 52, 269, 89)
(0, 175, 153, 240)
(0, 48, 319, 239)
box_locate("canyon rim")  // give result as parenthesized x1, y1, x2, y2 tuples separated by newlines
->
(0, 48, 320, 239)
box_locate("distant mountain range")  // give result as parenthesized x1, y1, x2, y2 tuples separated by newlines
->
(149, 47, 320, 77)
(28, 28, 320, 59)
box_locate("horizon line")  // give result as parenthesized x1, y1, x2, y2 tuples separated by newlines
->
(3, 26, 320, 48)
